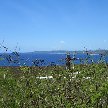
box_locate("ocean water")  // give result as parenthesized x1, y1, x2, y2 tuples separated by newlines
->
(0, 53, 108, 66)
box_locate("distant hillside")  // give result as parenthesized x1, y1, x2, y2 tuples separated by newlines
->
(92, 49, 108, 55)
(33, 50, 108, 55)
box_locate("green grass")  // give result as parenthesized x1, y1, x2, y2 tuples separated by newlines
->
(0, 64, 108, 108)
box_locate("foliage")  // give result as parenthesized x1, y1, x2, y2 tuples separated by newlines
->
(0, 44, 108, 107)
(0, 64, 108, 108)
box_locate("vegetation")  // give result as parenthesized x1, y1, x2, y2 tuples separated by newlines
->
(0, 44, 108, 107)
(0, 63, 108, 108)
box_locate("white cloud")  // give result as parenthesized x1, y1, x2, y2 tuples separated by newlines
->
(60, 40, 65, 44)
(103, 40, 107, 43)
(52, 40, 66, 50)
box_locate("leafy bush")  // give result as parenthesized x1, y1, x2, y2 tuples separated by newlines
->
(0, 63, 108, 108)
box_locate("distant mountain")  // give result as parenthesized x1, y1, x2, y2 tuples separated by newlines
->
(92, 49, 108, 55)
(34, 50, 68, 54)
(33, 49, 108, 55)
(1, 49, 108, 55)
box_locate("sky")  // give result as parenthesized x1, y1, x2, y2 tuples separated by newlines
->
(0, 0, 108, 52)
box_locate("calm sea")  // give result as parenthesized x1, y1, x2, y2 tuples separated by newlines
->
(0, 53, 108, 66)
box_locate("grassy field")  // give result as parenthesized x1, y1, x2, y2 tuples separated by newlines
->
(0, 64, 108, 108)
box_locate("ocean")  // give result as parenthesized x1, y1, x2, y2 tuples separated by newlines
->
(0, 53, 108, 66)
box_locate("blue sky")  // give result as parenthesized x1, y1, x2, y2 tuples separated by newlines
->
(0, 0, 108, 52)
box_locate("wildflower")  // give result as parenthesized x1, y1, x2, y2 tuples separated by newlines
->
(73, 71, 80, 75)
(36, 76, 53, 79)
(3, 74, 6, 79)
(1, 98, 3, 102)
